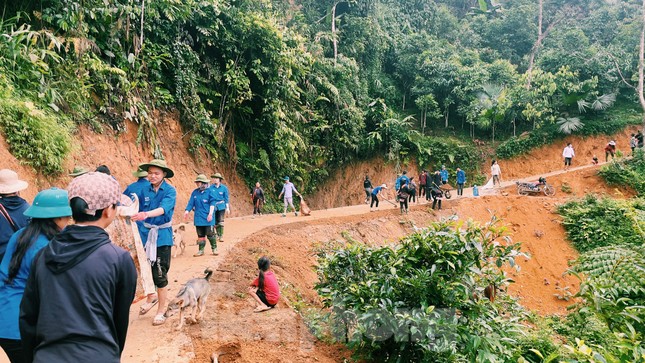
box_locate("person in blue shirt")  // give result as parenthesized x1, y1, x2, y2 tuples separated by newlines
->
(209, 173, 230, 242)
(456, 168, 466, 196)
(184, 174, 216, 257)
(395, 171, 410, 192)
(440, 165, 449, 185)
(0, 169, 31, 263)
(123, 167, 150, 229)
(0, 188, 71, 363)
(370, 184, 388, 211)
(131, 159, 177, 326)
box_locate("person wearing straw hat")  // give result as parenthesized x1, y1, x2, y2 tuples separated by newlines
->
(68, 166, 90, 177)
(209, 172, 230, 243)
(184, 174, 217, 256)
(0, 169, 30, 263)
(278, 176, 302, 217)
(20, 173, 136, 362)
(131, 159, 177, 326)
(0, 188, 71, 362)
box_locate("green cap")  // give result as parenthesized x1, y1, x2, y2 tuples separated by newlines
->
(195, 174, 209, 183)
(210, 172, 224, 180)
(69, 166, 90, 177)
(24, 188, 72, 219)
(139, 159, 174, 178)
(132, 168, 148, 178)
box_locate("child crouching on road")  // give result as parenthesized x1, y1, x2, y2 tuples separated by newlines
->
(248, 256, 280, 313)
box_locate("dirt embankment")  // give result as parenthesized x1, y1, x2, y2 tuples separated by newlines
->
(308, 128, 638, 210)
(0, 112, 253, 217)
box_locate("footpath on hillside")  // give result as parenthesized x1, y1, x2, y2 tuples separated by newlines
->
(117, 159, 624, 363)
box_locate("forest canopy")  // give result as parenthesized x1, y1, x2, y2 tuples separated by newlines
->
(1, 0, 644, 187)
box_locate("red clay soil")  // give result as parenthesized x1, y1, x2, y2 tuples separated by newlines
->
(0, 120, 637, 363)
(0, 112, 253, 217)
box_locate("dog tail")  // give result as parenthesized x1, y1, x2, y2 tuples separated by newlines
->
(204, 268, 213, 281)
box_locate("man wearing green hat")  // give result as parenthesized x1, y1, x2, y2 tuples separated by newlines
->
(131, 159, 177, 326)
(209, 173, 230, 243)
(68, 166, 90, 177)
(184, 174, 217, 256)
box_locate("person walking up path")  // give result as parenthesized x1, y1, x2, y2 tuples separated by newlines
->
(440, 166, 449, 185)
(278, 177, 301, 217)
(185, 174, 217, 257)
(131, 159, 177, 326)
(398, 180, 410, 214)
(0, 170, 30, 263)
(209, 173, 230, 243)
(20, 173, 137, 361)
(0, 188, 71, 363)
(419, 170, 427, 198)
(408, 177, 417, 204)
(562, 143, 575, 171)
(251, 182, 265, 216)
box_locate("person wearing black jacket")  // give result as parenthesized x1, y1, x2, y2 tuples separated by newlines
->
(363, 175, 373, 204)
(251, 182, 265, 216)
(20, 172, 137, 363)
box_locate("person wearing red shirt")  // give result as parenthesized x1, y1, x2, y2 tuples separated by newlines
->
(248, 256, 280, 312)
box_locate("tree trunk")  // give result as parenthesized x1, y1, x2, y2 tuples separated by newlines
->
(402, 92, 406, 110)
(139, 0, 145, 53)
(332, 2, 339, 66)
(444, 107, 449, 128)
(639, 0, 645, 129)
(526, 0, 543, 89)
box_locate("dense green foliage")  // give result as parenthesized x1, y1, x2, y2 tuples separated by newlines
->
(557, 195, 645, 253)
(496, 108, 642, 159)
(599, 149, 645, 195)
(1, 0, 644, 184)
(316, 218, 530, 362)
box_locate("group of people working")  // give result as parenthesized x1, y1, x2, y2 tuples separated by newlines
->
(0, 160, 281, 362)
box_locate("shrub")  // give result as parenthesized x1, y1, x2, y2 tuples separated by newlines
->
(0, 77, 72, 174)
(598, 149, 645, 195)
(496, 109, 641, 159)
(316, 218, 530, 362)
(557, 195, 645, 253)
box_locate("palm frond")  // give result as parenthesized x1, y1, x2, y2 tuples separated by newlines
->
(557, 117, 584, 134)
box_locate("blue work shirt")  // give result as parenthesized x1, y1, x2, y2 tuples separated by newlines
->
(209, 184, 229, 211)
(440, 170, 449, 182)
(0, 229, 50, 339)
(123, 178, 150, 206)
(395, 175, 409, 191)
(139, 180, 176, 248)
(371, 186, 384, 195)
(186, 188, 215, 226)
(123, 178, 150, 230)
(456, 170, 466, 184)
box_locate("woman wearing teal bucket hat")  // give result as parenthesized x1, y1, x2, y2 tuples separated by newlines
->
(0, 188, 71, 362)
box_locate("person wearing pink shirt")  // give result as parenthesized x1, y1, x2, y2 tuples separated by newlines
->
(248, 256, 280, 312)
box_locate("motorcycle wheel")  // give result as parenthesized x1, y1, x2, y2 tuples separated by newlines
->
(544, 185, 556, 196)
(518, 187, 529, 196)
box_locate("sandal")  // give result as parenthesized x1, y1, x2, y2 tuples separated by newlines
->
(253, 305, 273, 313)
(139, 298, 158, 315)
(152, 313, 166, 326)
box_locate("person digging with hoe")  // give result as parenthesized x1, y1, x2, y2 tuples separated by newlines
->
(185, 174, 217, 257)
(131, 159, 177, 326)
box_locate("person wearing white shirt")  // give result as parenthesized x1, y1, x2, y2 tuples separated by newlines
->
(562, 143, 575, 171)
(491, 160, 501, 186)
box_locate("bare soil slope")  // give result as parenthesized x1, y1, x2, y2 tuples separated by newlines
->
(0, 112, 252, 216)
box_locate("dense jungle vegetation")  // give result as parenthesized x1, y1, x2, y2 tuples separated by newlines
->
(1, 0, 645, 189)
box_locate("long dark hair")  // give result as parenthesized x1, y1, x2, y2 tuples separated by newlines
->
(5, 218, 61, 284)
(257, 256, 271, 291)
